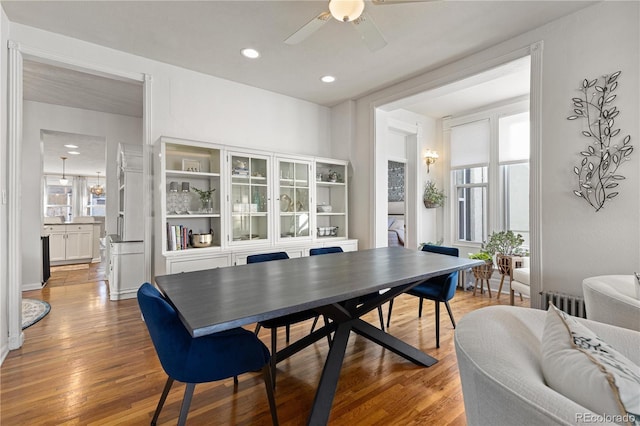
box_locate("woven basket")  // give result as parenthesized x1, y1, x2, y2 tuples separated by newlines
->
(472, 261, 494, 280)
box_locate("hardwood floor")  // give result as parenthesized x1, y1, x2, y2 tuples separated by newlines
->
(2, 263, 526, 425)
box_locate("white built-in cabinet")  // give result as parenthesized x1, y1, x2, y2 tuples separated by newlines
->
(107, 143, 145, 301)
(156, 136, 357, 274)
(117, 144, 144, 241)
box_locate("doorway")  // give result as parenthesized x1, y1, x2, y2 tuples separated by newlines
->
(387, 159, 407, 248)
(6, 43, 151, 350)
(372, 48, 541, 307)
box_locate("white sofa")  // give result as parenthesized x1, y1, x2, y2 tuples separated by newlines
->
(582, 275, 640, 332)
(510, 266, 530, 304)
(455, 305, 640, 426)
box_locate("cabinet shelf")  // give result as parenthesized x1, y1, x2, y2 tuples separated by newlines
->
(316, 212, 345, 216)
(166, 169, 221, 178)
(167, 213, 221, 219)
(316, 181, 345, 187)
(231, 212, 268, 217)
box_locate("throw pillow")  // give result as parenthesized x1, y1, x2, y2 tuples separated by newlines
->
(541, 303, 640, 425)
(634, 272, 640, 300)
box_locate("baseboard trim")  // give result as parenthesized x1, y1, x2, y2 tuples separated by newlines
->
(22, 282, 43, 291)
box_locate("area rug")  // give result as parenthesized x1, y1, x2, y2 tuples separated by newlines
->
(22, 299, 51, 330)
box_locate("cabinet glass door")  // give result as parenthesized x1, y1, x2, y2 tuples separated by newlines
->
(230, 154, 269, 243)
(277, 159, 311, 240)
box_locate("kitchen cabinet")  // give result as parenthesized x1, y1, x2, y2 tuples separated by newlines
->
(42, 224, 94, 264)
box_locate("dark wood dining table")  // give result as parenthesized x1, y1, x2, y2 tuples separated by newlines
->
(155, 246, 483, 425)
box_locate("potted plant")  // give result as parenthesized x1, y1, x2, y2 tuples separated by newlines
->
(469, 250, 495, 290)
(423, 180, 445, 208)
(482, 230, 525, 257)
(483, 230, 525, 297)
(191, 186, 216, 212)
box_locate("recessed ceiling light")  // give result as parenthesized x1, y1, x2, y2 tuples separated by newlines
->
(68, 151, 80, 155)
(241, 48, 260, 59)
(321, 75, 336, 83)
(64, 144, 79, 148)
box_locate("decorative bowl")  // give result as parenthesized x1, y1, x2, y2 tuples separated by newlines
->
(317, 205, 332, 213)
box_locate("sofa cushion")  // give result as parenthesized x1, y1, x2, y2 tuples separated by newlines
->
(541, 303, 640, 424)
(512, 267, 530, 285)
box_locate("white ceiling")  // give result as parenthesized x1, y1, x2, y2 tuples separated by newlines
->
(23, 60, 143, 118)
(42, 130, 106, 177)
(3, 0, 594, 108)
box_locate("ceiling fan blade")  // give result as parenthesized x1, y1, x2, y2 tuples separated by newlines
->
(352, 12, 387, 52)
(284, 11, 332, 45)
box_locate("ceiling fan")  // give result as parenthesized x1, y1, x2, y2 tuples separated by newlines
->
(284, 0, 434, 52)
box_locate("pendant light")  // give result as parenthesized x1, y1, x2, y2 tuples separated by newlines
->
(90, 171, 104, 196)
(59, 156, 69, 185)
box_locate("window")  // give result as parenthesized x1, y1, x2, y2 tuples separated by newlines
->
(448, 108, 530, 247)
(85, 176, 106, 217)
(454, 167, 488, 243)
(499, 112, 530, 246)
(451, 119, 490, 244)
(44, 176, 73, 221)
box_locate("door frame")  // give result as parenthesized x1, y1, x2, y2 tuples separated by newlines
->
(6, 40, 153, 350)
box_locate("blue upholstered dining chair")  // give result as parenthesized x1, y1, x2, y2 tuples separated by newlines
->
(309, 247, 386, 331)
(137, 283, 278, 426)
(247, 252, 326, 388)
(386, 244, 459, 348)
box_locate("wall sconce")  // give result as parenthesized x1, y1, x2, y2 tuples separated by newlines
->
(424, 150, 439, 173)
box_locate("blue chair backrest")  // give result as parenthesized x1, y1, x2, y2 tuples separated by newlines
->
(421, 244, 459, 301)
(246, 252, 289, 263)
(309, 247, 343, 256)
(137, 283, 193, 379)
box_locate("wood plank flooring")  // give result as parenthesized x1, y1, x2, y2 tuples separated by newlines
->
(1, 263, 526, 425)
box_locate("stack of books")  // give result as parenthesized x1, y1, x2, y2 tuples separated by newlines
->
(167, 223, 189, 250)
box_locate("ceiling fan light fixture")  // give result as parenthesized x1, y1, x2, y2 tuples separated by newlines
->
(329, 0, 365, 22)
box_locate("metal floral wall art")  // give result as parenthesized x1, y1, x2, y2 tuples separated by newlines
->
(567, 70, 633, 212)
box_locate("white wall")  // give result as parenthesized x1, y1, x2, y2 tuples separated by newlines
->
(0, 5, 10, 363)
(21, 101, 142, 289)
(350, 1, 640, 297)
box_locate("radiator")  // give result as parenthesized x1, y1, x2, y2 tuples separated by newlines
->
(540, 291, 586, 318)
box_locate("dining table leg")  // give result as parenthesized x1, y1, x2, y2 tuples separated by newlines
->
(307, 321, 353, 426)
(351, 319, 438, 367)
